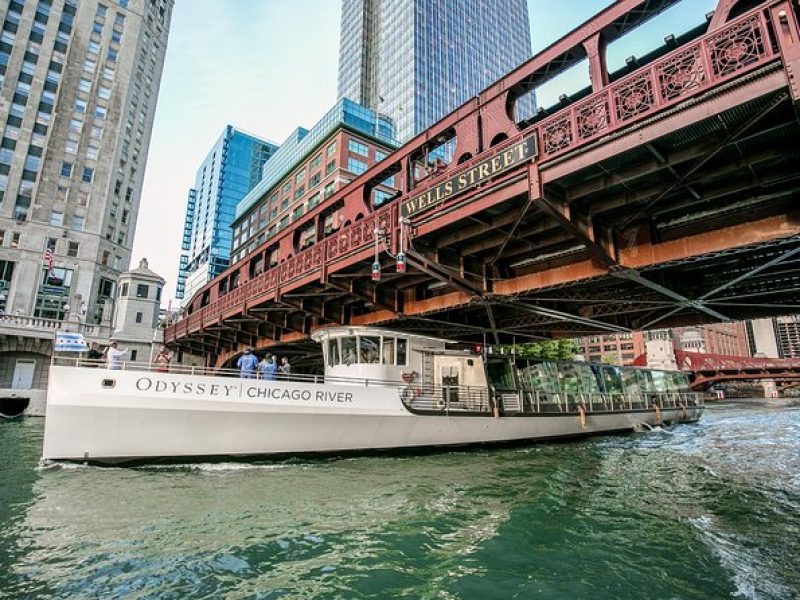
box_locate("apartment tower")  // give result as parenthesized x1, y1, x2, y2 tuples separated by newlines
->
(176, 126, 278, 302)
(338, 0, 534, 141)
(0, 0, 173, 324)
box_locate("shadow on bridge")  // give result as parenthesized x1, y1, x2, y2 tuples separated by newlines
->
(167, 0, 800, 367)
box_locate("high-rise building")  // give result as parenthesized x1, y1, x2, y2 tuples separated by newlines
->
(0, 0, 173, 325)
(746, 318, 780, 358)
(776, 315, 800, 358)
(176, 126, 278, 302)
(228, 98, 397, 268)
(338, 0, 534, 141)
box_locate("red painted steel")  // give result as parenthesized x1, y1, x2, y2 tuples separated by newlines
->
(165, 1, 796, 346)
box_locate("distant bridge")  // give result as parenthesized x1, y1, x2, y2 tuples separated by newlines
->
(674, 350, 800, 389)
(166, 0, 800, 367)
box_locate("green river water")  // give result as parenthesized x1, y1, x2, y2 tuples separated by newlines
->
(1, 402, 798, 599)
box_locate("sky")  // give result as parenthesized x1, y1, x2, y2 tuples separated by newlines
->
(131, 0, 716, 306)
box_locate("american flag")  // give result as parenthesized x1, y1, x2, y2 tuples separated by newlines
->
(43, 247, 56, 279)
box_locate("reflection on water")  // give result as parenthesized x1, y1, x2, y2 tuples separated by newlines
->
(1, 402, 799, 599)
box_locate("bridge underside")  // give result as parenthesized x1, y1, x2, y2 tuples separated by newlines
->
(174, 78, 800, 368)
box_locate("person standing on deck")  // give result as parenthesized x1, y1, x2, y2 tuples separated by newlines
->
(259, 355, 278, 380)
(237, 349, 258, 379)
(279, 357, 291, 379)
(154, 347, 172, 373)
(105, 341, 129, 370)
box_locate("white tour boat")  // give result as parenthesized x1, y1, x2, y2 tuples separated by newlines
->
(42, 327, 704, 463)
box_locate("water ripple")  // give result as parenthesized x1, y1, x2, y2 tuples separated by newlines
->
(1, 402, 799, 598)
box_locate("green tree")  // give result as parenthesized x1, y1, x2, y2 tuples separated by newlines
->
(493, 339, 576, 360)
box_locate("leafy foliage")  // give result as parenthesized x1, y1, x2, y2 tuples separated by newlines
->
(493, 339, 577, 360)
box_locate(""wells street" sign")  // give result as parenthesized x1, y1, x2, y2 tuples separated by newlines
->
(400, 135, 537, 219)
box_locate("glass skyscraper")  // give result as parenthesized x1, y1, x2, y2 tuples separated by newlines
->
(338, 0, 534, 142)
(176, 126, 278, 301)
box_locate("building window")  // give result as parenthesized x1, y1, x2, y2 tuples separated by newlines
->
(11, 233, 20, 248)
(347, 158, 367, 175)
(135, 311, 142, 323)
(348, 139, 368, 156)
(294, 169, 305, 184)
(34, 266, 73, 321)
(375, 150, 387, 162)
(326, 141, 336, 157)
(61, 161, 73, 177)
(130, 349, 137, 361)
(49, 210, 64, 226)
(67, 241, 79, 257)
(324, 182, 335, 199)
(82, 167, 93, 182)
(120, 282, 128, 296)
(136, 284, 149, 298)
(326, 160, 335, 175)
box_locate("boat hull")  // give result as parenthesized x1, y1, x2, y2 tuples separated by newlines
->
(42, 366, 703, 463)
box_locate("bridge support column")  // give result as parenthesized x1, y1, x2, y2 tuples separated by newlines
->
(583, 33, 609, 92)
(761, 379, 779, 398)
(770, 2, 800, 107)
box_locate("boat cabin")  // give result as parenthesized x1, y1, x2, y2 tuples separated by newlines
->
(311, 326, 488, 390)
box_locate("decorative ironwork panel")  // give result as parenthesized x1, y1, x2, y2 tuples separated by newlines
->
(708, 15, 766, 78)
(327, 237, 340, 260)
(311, 245, 322, 266)
(613, 72, 655, 121)
(338, 233, 349, 255)
(541, 114, 573, 155)
(351, 224, 362, 247)
(575, 96, 610, 140)
(657, 45, 706, 101)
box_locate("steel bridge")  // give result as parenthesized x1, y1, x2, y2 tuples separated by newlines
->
(672, 349, 800, 389)
(166, 0, 800, 367)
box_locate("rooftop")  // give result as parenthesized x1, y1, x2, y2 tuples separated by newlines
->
(234, 98, 398, 222)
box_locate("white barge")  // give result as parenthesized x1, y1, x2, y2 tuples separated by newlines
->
(42, 327, 704, 463)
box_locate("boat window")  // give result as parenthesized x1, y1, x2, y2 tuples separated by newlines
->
(328, 339, 340, 366)
(670, 371, 691, 392)
(487, 358, 515, 390)
(382, 337, 395, 364)
(559, 363, 584, 393)
(638, 369, 657, 393)
(621, 368, 643, 393)
(650, 370, 668, 393)
(442, 366, 460, 403)
(519, 361, 560, 394)
(359, 336, 380, 364)
(342, 337, 357, 365)
(396, 338, 407, 366)
(601, 365, 624, 394)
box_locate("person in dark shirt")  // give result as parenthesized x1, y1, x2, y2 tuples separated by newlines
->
(86, 342, 103, 367)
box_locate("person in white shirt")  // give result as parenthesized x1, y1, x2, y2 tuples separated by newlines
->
(104, 341, 129, 370)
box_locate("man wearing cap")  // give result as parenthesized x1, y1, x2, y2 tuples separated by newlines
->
(237, 349, 259, 379)
(105, 341, 129, 370)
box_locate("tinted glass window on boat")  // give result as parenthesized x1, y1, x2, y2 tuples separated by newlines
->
(382, 338, 395, 364)
(601, 365, 624, 394)
(328, 339, 340, 366)
(342, 337, 357, 365)
(360, 337, 380, 364)
(396, 339, 407, 366)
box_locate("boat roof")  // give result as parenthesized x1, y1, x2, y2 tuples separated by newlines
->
(311, 326, 449, 346)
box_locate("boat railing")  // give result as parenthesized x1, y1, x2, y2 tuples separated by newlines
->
(50, 357, 705, 414)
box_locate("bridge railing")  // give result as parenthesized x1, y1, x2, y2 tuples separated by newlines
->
(166, 3, 784, 345)
(535, 10, 775, 161)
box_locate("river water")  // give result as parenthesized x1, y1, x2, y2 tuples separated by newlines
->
(1, 402, 798, 599)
